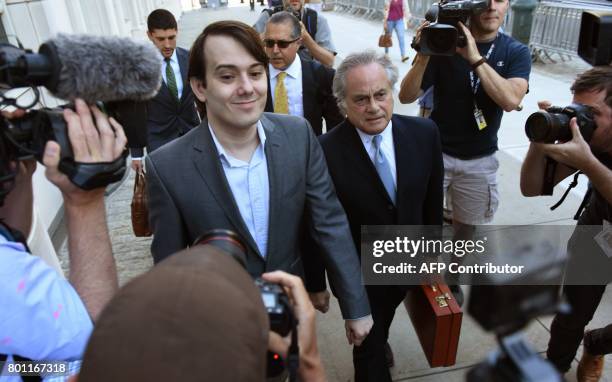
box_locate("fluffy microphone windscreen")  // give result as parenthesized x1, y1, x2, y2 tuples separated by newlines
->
(48, 34, 162, 103)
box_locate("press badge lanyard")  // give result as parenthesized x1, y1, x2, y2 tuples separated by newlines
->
(469, 36, 497, 131)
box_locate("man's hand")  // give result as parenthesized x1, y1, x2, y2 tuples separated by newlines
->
(44, 99, 127, 206)
(538, 100, 552, 111)
(131, 159, 144, 173)
(309, 290, 330, 313)
(412, 20, 430, 47)
(456, 22, 481, 65)
(263, 271, 326, 381)
(535, 117, 596, 171)
(345, 315, 373, 346)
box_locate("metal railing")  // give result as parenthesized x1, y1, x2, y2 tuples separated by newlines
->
(332, 0, 386, 20)
(330, 0, 606, 64)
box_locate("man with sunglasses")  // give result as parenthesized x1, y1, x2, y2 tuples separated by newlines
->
(254, 0, 336, 67)
(263, 12, 343, 138)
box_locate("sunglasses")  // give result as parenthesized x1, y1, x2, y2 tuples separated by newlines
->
(263, 38, 300, 49)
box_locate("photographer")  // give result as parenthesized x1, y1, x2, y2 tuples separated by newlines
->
(520, 66, 612, 380)
(254, 0, 336, 67)
(73, 248, 326, 382)
(0, 99, 125, 371)
(398, 0, 530, 242)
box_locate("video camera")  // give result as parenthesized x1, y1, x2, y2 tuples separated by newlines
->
(194, 229, 299, 380)
(0, 34, 159, 203)
(465, 242, 567, 381)
(418, 0, 488, 56)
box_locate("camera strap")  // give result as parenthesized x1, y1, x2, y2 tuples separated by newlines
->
(287, 316, 299, 382)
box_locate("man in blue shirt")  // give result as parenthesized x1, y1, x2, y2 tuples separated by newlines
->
(398, 0, 530, 244)
(0, 100, 126, 378)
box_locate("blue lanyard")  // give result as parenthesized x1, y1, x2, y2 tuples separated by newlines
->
(469, 35, 498, 96)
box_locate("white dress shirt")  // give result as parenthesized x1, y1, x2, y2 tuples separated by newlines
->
(356, 120, 397, 187)
(161, 49, 183, 99)
(208, 122, 270, 258)
(269, 58, 304, 118)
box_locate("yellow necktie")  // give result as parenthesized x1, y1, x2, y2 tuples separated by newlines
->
(274, 72, 289, 114)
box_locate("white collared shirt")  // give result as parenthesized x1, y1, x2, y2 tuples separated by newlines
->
(356, 120, 397, 187)
(269, 58, 304, 118)
(208, 122, 270, 258)
(161, 49, 183, 99)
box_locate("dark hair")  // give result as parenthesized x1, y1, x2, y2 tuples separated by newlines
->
(267, 11, 301, 39)
(147, 9, 177, 31)
(571, 66, 612, 108)
(188, 20, 269, 116)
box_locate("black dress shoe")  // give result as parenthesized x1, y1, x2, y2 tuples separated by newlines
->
(385, 342, 395, 368)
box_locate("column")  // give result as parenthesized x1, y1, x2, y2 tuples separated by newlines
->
(42, 0, 74, 35)
(64, 0, 88, 33)
(102, 0, 121, 35)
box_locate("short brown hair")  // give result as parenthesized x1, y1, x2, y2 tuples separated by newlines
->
(188, 20, 269, 116)
(147, 9, 177, 31)
(571, 66, 612, 108)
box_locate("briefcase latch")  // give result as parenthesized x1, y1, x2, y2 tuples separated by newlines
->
(435, 295, 449, 307)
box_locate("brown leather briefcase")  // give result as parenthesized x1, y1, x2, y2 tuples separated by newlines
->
(131, 169, 152, 237)
(404, 283, 462, 367)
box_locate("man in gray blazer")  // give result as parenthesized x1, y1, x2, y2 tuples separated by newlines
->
(146, 20, 373, 343)
(130, 9, 200, 171)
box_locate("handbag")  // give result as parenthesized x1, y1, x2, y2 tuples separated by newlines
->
(131, 169, 152, 237)
(378, 29, 393, 48)
(404, 283, 462, 367)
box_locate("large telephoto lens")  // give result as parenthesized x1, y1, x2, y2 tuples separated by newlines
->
(525, 111, 571, 143)
(194, 229, 248, 268)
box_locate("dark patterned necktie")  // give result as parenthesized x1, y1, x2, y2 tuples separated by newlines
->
(165, 57, 179, 101)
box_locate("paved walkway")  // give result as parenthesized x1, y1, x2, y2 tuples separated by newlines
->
(59, 2, 610, 380)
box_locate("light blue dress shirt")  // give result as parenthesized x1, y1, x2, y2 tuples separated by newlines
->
(161, 49, 183, 99)
(209, 122, 270, 258)
(0, 236, 93, 381)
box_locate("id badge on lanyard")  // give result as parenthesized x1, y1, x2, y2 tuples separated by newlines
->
(470, 39, 496, 131)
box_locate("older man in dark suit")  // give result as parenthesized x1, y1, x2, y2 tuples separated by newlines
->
(263, 11, 343, 136)
(311, 50, 443, 382)
(130, 9, 200, 171)
(146, 20, 373, 345)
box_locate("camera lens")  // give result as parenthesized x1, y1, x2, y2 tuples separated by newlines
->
(525, 111, 570, 143)
(193, 229, 248, 268)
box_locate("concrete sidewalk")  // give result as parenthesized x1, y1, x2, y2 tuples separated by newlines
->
(59, 2, 611, 381)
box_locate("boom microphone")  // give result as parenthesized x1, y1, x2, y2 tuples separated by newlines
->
(0, 33, 162, 103)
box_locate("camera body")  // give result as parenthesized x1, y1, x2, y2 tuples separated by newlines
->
(524, 103, 596, 144)
(255, 278, 293, 336)
(268, 0, 301, 20)
(419, 0, 488, 56)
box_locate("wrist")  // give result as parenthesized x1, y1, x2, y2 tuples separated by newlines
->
(63, 190, 105, 210)
(470, 56, 486, 69)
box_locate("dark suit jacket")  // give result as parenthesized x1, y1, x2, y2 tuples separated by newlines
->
(145, 113, 370, 319)
(304, 114, 444, 290)
(264, 57, 344, 135)
(131, 47, 200, 157)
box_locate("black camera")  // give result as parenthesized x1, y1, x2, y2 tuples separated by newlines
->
(419, 0, 488, 56)
(269, 0, 284, 14)
(524, 103, 596, 144)
(193, 229, 297, 378)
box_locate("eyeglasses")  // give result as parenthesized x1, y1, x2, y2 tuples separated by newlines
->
(263, 38, 300, 49)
